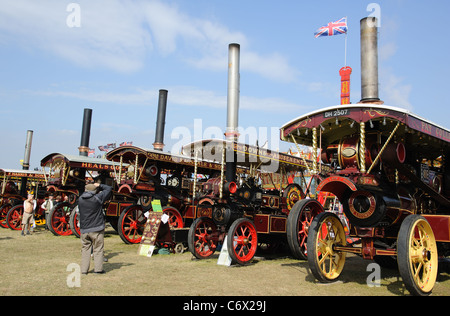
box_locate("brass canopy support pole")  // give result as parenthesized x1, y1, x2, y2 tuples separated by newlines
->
(312, 127, 318, 174)
(134, 156, 139, 184)
(220, 147, 225, 199)
(367, 121, 401, 174)
(359, 122, 366, 173)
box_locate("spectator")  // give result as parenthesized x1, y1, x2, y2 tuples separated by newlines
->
(22, 194, 35, 236)
(40, 194, 54, 230)
(78, 183, 112, 274)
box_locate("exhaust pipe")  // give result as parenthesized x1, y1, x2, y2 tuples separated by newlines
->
(22, 130, 33, 170)
(78, 108, 92, 157)
(20, 130, 33, 196)
(153, 89, 168, 151)
(359, 17, 383, 104)
(225, 43, 240, 182)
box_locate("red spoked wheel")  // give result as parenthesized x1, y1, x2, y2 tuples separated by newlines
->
(287, 199, 324, 260)
(188, 217, 219, 259)
(227, 218, 258, 265)
(118, 204, 145, 244)
(162, 206, 184, 228)
(49, 202, 73, 236)
(0, 204, 13, 228)
(6, 205, 23, 230)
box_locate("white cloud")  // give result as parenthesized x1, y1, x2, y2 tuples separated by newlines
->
(379, 42, 397, 61)
(380, 69, 412, 110)
(31, 85, 304, 113)
(0, 0, 298, 82)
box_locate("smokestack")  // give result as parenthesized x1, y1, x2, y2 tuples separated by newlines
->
(359, 17, 383, 104)
(20, 130, 33, 196)
(153, 89, 168, 151)
(79, 108, 92, 156)
(22, 130, 33, 170)
(225, 43, 240, 182)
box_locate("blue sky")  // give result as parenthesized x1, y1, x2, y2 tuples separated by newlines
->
(1, 0, 449, 170)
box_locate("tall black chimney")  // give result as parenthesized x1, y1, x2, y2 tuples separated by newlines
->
(79, 108, 92, 156)
(153, 89, 168, 151)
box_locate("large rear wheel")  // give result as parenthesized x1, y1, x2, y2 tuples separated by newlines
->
(162, 206, 184, 228)
(6, 205, 23, 230)
(0, 204, 13, 228)
(397, 215, 438, 296)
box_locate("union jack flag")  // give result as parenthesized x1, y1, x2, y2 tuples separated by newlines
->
(314, 17, 348, 38)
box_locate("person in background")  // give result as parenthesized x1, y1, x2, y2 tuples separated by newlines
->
(22, 194, 35, 236)
(40, 194, 54, 230)
(78, 183, 112, 274)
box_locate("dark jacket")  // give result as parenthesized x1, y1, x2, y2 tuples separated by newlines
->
(78, 184, 112, 234)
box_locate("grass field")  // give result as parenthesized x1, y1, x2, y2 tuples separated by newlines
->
(1, 224, 449, 297)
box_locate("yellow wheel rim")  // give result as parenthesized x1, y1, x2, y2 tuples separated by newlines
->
(407, 218, 438, 293)
(315, 214, 346, 280)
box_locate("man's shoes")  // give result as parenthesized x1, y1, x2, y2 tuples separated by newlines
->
(94, 270, 105, 274)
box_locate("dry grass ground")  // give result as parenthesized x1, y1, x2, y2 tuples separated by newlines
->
(1, 225, 449, 297)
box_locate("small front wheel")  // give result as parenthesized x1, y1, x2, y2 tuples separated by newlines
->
(188, 217, 219, 259)
(227, 218, 258, 265)
(397, 215, 438, 296)
(48, 202, 73, 236)
(118, 204, 145, 244)
(307, 212, 346, 282)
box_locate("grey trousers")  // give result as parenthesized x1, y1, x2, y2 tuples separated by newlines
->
(81, 230, 105, 273)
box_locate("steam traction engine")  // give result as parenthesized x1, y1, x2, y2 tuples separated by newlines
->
(0, 169, 47, 230)
(182, 139, 329, 265)
(40, 153, 130, 236)
(105, 145, 226, 248)
(281, 104, 450, 295)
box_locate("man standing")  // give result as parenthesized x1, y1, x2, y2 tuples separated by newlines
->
(78, 183, 112, 274)
(40, 194, 54, 230)
(22, 194, 35, 236)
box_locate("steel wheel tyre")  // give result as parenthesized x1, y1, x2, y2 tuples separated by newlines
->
(307, 212, 346, 282)
(49, 202, 73, 236)
(7, 205, 23, 230)
(118, 204, 145, 244)
(227, 218, 258, 265)
(162, 206, 184, 228)
(397, 215, 438, 296)
(0, 204, 13, 228)
(287, 199, 324, 260)
(188, 217, 218, 259)
(69, 206, 81, 238)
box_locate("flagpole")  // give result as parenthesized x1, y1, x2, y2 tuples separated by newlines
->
(344, 33, 348, 66)
(344, 16, 348, 67)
